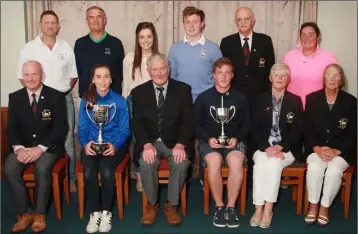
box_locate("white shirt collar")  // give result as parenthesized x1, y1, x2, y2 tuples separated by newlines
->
(35, 33, 62, 46)
(183, 34, 206, 46)
(27, 85, 43, 100)
(239, 31, 253, 41)
(153, 80, 169, 91)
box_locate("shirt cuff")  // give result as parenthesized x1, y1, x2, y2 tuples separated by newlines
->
(13, 145, 25, 153)
(38, 145, 48, 152)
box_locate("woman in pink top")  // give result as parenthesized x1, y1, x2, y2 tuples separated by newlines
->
(283, 22, 338, 108)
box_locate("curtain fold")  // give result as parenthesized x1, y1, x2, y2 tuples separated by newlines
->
(25, 0, 52, 41)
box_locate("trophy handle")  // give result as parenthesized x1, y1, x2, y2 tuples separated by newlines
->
(85, 102, 97, 125)
(227, 106, 236, 122)
(106, 103, 117, 124)
(210, 106, 220, 124)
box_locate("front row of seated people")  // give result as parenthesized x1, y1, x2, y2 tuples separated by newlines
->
(5, 55, 357, 233)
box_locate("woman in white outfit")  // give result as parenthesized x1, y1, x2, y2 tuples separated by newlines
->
(250, 63, 304, 228)
(304, 63, 357, 226)
(122, 22, 159, 191)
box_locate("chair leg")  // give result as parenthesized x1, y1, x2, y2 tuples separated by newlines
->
(292, 185, 298, 201)
(341, 185, 345, 204)
(240, 168, 247, 216)
(77, 172, 84, 219)
(304, 183, 309, 215)
(29, 188, 34, 204)
(296, 174, 303, 215)
(181, 183, 187, 216)
(64, 165, 70, 204)
(142, 191, 148, 215)
(52, 175, 62, 219)
(203, 168, 210, 215)
(124, 167, 129, 205)
(343, 173, 352, 219)
(116, 173, 124, 220)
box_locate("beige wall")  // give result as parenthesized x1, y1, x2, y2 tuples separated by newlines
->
(318, 1, 357, 97)
(1, 1, 357, 107)
(1, 1, 25, 106)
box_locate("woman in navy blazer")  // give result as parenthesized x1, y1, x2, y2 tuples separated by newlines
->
(250, 63, 303, 228)
(304, 63, 357, 226)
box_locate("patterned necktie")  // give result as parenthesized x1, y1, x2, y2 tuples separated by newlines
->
(243, 37, 250, 66)
(157, 87, 165, 136)
(31, 93, 37, 117)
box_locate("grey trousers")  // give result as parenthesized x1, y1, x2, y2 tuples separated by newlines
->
(4, 152, 61, 214)
(139, 141, 190, 206)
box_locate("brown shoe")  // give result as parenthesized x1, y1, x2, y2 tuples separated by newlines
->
(11, 213, 33, 233)
(164, 202, 182, 226)
(140, 203, 159, 226)
(31, 214, 46, 233)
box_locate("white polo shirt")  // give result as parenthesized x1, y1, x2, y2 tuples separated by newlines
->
(17, 35, 78, 93)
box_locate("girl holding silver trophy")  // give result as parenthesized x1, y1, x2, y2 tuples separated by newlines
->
(78, 64, 130, 233)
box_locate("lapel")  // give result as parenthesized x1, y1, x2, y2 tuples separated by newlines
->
(279, 92, 289, 128)
(35, 86, 47, 120)
(20, 88, 35, 121)
(146, 82, 158, 111)
(235, 33, 244, 55)
(249, 32, 259, 69)
(263, 92, 273, 126)
(163, 79, 174, 116)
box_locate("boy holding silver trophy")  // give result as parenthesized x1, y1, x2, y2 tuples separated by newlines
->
(77, 64, 130, 233)
(194, 57, 250, 228)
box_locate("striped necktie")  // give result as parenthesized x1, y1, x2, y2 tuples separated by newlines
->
(243, 37, 250, 66)
(157, 87, 165, 137)
(31, 93, 37, 118)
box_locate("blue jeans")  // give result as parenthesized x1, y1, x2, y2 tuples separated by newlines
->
(65, 92, 76, 182)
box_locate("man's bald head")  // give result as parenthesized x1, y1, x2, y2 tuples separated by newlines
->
(22, 60, 44, 92)
(235, 7, 255, 36)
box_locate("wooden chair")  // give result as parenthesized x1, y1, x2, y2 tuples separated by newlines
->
(281, 160, 305, 214)
(142, 158, 187, 216)
(76, 153, 130, 220)
(304, 165, 354, 218)
(23, 154, 70, 220)
(203, 162, 248, 215)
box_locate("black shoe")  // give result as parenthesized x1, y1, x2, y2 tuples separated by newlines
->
(213, 206, 226, 228)
(225, 207, 240, 228)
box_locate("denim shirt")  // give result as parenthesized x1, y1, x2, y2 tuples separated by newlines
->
(268, 93, 284, 146)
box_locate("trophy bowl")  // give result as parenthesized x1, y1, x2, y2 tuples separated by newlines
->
(86, 103, 116, 155)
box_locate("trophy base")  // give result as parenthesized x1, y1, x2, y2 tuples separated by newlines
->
(91, 143, 109, 155)
(218, 136, 229, 146)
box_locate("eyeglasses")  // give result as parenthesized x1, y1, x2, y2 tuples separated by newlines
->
(235, 17, 252, 24)
(272, 74, 289, 79)
(325, 73, 341, 79)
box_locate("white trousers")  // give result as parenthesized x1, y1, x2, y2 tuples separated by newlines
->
(252, 150, 295, 205)
(306, 153, 349, 207)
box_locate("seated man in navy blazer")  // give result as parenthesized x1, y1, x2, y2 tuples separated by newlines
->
(131, 53, 194, 226)
(5, 60, 68, 233)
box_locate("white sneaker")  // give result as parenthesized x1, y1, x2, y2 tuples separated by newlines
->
(86, 212, 101, 233)
(98, 211, 112, 233)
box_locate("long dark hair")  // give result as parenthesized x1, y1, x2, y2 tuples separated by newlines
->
(132, 22, 158, 81)
(83, 64, 111, 105)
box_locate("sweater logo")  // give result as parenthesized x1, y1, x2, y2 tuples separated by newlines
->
(104, 48, 111, 55)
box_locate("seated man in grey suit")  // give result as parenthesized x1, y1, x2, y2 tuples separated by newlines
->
(5, 60, 68, 233)
(131, 53, 194, 226)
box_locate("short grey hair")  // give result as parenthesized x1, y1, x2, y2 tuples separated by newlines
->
(146, 53, 169, 68)
(270, 63, 291, 77)
(22, 60, 43, 73)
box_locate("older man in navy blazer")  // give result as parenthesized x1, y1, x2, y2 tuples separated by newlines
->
(5, 60, 68, 233)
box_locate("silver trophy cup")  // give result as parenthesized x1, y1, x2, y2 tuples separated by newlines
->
(86, 103, 116, 154)
(210, 96, 236, 146)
